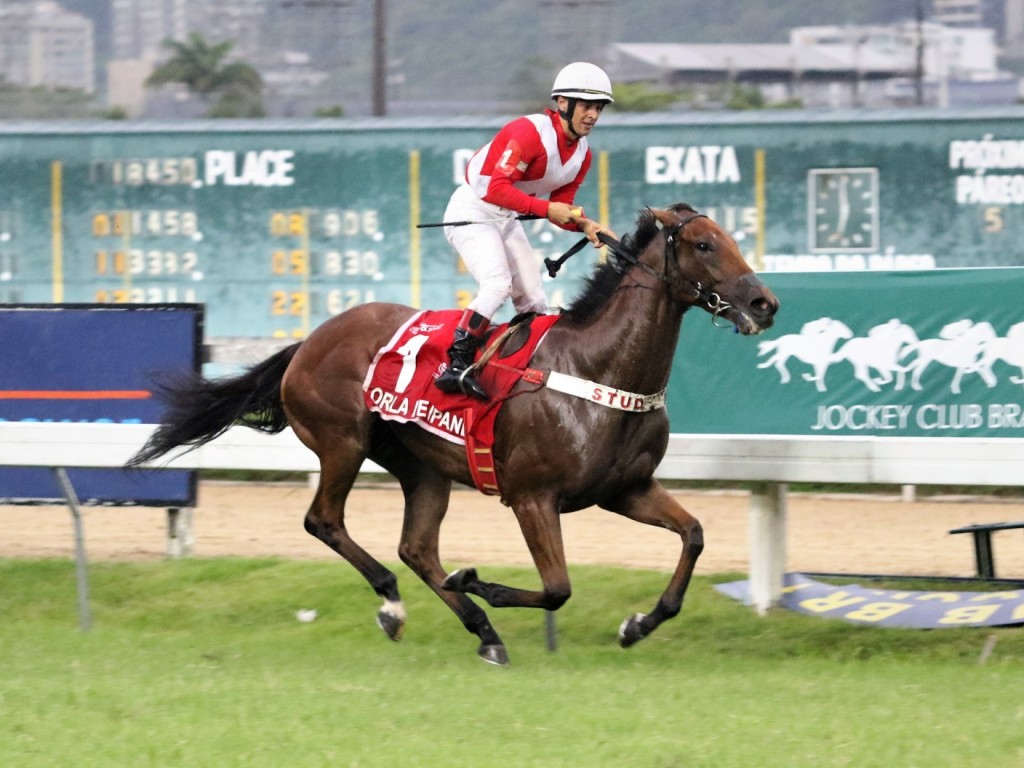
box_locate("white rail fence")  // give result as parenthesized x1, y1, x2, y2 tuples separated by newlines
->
(3, 421, 1022, 622)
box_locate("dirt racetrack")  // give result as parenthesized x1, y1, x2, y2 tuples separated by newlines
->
(3, 480, 1024, 579)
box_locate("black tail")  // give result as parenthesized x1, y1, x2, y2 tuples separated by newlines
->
(127, 343, 302, 467)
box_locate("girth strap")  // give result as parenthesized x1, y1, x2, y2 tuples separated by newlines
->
(526, 368, 666, 412)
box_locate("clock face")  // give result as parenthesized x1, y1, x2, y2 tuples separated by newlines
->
(808, 168, 879, 253)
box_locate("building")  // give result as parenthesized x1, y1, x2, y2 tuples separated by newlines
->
(0, 1, 95, 93)
(108, 0, 348, 117)
(111, 0, 187, 60)
(111, 0, 268, 63)
(791, 21, 1017, 108)
(1003, 0, 1024, 57)
(933, 0, 985, 26)
(608, 17, 1018, 110)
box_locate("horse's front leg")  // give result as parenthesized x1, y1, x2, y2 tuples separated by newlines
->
(443, 495, 572, 612)
(393, 467, 510, 666)
(769, 359, 791, 383)
(600, 479, 704, 648)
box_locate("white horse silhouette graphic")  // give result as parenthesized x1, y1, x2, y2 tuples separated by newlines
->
(759, 315, 1024, 393)
(757, 317, 853, 392)
(977, 321, 1024, 387)
(833, 318, 919, 391)
(900, 319, 998, 394)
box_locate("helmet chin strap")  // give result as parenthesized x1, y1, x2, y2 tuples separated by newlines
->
(558, 97, 580, 139)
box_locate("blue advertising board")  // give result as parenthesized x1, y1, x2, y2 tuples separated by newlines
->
(0, 304, 202, 505)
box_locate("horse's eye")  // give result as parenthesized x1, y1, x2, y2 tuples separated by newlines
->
(696, 241, 711, 252)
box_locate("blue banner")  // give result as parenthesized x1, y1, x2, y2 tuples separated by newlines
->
(0, 304, 202, 506)
(717, 573, 1024, 629)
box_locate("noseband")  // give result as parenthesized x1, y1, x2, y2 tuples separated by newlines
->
(600, 211, 735, 327)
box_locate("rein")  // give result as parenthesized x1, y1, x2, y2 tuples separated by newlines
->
(598, 214, 735, 327)
(542, 209, 736, 327)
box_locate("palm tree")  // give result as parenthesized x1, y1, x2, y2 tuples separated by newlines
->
(146, 32, 264, 118)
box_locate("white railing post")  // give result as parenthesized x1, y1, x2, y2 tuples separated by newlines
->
(748, 481, 787, 615)
(166, 507, 195, 558)
(53, 467, 91, 632)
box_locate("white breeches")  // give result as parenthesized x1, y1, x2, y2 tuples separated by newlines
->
(443, 186, 547, 320)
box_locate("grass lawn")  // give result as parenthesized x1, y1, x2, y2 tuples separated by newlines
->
(1, 558, 1022, 767)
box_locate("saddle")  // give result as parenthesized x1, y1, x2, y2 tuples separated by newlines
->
(363, 309, 561, 495)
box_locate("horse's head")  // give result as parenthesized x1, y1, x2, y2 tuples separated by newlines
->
(650, 205, 779, 335)
(939, 318, 974, 339)
(801, 317, 848, 336)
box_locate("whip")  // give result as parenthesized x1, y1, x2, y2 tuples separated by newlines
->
(416, 214, 542, 228)
(416, 207, 583, 228)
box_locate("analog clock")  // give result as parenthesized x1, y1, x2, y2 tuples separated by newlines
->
(809, 168, 879, 252)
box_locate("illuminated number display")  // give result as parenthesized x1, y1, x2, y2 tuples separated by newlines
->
(90, 207, 204, 305)
(91, 210, 199, 238)
(266, 207, 383, 338)
(320, 249, 381, 277)
(0, 209, 19, 302)
(90, 158, 199, 186)
(95, 249, 199, 276)
(10, 135, 452, 336)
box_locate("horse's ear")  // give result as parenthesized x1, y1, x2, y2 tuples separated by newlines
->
(638, 205, 658, 228)
(650, 207, 675, 229)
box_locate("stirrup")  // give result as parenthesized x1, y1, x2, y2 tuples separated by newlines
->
(456, 366, 488, 400)
(434, 364, 487, 399)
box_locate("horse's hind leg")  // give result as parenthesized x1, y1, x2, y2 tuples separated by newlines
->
(442, 494, 573, 612)
(390, 463, 509, 666)
(601, 479, 703, 648)
(304, 452, 406, 641)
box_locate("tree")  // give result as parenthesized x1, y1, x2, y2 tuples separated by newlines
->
(609, 81, 685, 112)
(146, 32, 264, 118)
(725, 84, 765, 110)
(0, 81, 96, 120)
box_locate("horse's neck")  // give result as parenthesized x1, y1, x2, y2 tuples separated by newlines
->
(561, 280, 685, 393)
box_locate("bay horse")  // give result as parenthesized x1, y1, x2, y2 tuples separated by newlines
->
(129, 203, 779, 665)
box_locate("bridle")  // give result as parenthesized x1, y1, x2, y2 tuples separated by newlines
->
(598, 211, 736, 328)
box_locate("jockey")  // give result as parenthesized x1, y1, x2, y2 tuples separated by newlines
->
(435, 61, 618, 399)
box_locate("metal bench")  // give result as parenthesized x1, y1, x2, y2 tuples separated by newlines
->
(948, 521, 1024, 579)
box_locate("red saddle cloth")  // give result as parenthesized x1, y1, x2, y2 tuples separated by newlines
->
(363, 309, 560, 496)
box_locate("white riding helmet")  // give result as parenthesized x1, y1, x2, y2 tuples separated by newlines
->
(551, 62, 614, 103)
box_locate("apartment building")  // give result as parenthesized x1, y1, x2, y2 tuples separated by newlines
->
(0, 1, 95, 93)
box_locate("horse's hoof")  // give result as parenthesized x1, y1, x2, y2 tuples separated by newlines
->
(442, 568, 477, 592)
(375, 600, 406, 641)
(618, 612, 648, 648)
(478, 644, 510, 666)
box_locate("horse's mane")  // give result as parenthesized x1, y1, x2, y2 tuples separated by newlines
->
(561, 203, 697, 323)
